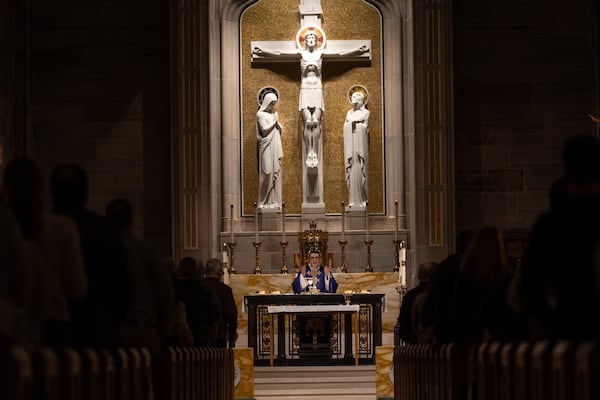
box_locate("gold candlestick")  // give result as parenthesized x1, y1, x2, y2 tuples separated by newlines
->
(227, 241, 237, 275)
(364, 240, 374, 272)
(338, 240, 348, 272)
(280, 241, 289, 274)
(392, 239, 401, 272)
(253, 241, 262, 274)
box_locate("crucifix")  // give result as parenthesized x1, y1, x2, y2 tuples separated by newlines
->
(251, 0, 371, 212)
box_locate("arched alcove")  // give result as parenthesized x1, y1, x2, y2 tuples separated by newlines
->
(170, 0, 454, 274)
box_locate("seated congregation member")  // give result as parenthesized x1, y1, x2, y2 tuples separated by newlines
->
(420, 229, 473, 344)
(105, 198, 176, 356)
(451, 226, 524, 344)
(173, 257, 220, 346)
(0, 202, 34, 345)
(519, 135, 600, 341)
(396, 262, 435, 345)
(2, 157, 87, 346)
(50, 163, 129, 348)
(201, 259, 239, 348)
(292, 249, 338, 294)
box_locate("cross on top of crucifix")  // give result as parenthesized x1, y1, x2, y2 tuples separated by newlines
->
(250, 0, 371, 210)
(251, 0, 371, 64)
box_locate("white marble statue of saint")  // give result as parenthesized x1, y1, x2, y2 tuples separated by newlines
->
(343, 86, 370, 208)
(256, 88, 283, 208)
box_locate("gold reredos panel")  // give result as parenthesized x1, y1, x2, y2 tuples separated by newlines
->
(241, 0, 383, 215)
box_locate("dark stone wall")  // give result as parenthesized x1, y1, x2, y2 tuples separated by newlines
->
(453, 0, 598, 237)
(30, 0, 172, 255)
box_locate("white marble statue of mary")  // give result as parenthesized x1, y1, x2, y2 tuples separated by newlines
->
(256, 88, 283, 208)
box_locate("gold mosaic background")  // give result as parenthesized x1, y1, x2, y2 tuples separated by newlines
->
(241, 0, 383, 215)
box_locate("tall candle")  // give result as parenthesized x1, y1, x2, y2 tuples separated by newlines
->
(254, 202, 259, 242)
(222, 242, 229, 267)
(365, 201, 370, 241)
(341, 201, 345, 240)
(399, 242, 407, 284)
(281, 203, 286, 242)
(229, 204, 234, 243)
(394, 200, 399, 241)
(222, 243, 230, 285)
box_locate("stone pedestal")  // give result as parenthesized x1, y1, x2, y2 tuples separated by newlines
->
(233, 348, 254, 399)
(259, 207, 279, 231)
(301, 202, 326, 227)
(376, 346, 395, 399)
(346, 207, 366, 230)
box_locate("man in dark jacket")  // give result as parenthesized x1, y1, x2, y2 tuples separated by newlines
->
(201, 258, 238, 347)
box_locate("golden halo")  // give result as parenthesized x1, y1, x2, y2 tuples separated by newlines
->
(296, 26, 326, 50)
(348, 85, 369, 105)
(257, 86, 279, 107)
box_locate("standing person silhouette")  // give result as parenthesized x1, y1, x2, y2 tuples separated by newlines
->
(519, 135, 600, 341)
(173, 256, 220, 347)
(201, 258, 239, 348)
(2, 157, 87, 347)
(50, 163, 129, 348)
(105, 198, 176, 355)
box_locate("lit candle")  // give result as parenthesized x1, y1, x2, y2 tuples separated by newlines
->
(341, 201, 345, 240)
(399, 242, 407, 284)
(254, 202, 259, 242)
(222, 243, 230, 285)
(229, 204, 234, 243)
(365, 201, 370, 242)
(394, 200, 399, 241)
(222, 242, 228, 267)
(281, 202, 286, 242)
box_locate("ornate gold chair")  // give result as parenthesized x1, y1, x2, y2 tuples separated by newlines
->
(297, 221, 329, 266)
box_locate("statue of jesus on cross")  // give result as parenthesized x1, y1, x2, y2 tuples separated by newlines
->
(251, 0, 371, 209)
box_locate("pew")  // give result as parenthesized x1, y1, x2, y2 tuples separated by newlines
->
(97, 348, 116, 400)
(551, 340, 575, 400)
(138, 348, 154, 400)
(477, 341, 500, 400)
(392, 340, 600, 400)
(33, 347, 60, 400)
(448, 344, 468, 400)
(4, 346, 33, 400)
(530, 341, 552, 400)
(498, 342, 516, 400)
(513, 341, 532, 400)
(0, 344, 247, 400)
(575, 341, 600, 400)
(126, 348, 142, 400)
(59, 347, 83, 400)
(114, 348, 130, 400)
(81, 348, 100, 400)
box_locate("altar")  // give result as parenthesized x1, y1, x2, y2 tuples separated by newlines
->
(267, 304, 360, 366)
(229, 272, 401, 358)
(244, 292, 384, 366)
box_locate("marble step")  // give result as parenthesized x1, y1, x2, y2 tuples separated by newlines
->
(254, 365, 376, 400)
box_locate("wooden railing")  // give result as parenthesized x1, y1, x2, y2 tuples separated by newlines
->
(393, 341, 600, 400)
(0, 346, 235, 400)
